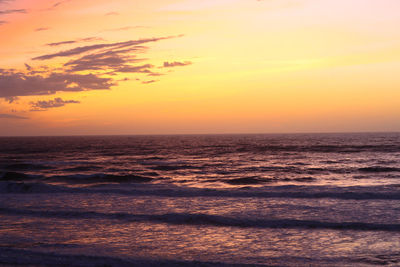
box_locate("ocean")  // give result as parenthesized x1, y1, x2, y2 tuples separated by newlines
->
(1, 133, 400, 266)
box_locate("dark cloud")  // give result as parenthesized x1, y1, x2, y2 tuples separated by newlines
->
(64, 48, 150, 73)
(46, 37, 104, 47)
(147, 72, 164, 77)
(35, 27, 50, 32)
(30, 97, 80, 111)
(24, 63, 32, 71)
(33, 36, 179, 61)
(142, 80, 158, 84)
(50, 0, 71, 9)
(0, 113, 28, 119)
(0, 9, 26, 15)
(0, 70, 114, 99)
(34, 36, 181, 61)
(47, 40, 76, 46)
(1, 34, 189, 107)
(163, 61, 192, 67)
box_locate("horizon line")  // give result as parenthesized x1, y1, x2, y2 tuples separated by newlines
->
(0, 131, 399, 138)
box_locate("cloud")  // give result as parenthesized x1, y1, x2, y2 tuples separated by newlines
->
(30, 97, 80, 111)
(33, 35, 181, 60)
(47, 0, 71, 10)
(0, 9, 26, 15)
(24, 63, 32, 71)
(1, 34, 190, 107)
(142, 80, 158, 84)
(0, 20, 6, 25)
(102, 26, 148, 32)
(0, 70, 115, 99)
(33, 36, 180, 61)
(163, 61, 192, 67)
(0, 113, 28, 119)
(35, 27, 50, 32)
(46, 37, 104, 47)
(63, 48, 147, 72)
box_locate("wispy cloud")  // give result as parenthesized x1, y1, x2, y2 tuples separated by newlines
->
(0, 70, 114, 100)
(33, 36, 179, 61)
(46, 0, 72, 10)
(163, 61, 192, 67)
(0, 20, 6, 25)
(46, 37, 104, 47)
(30, 97, 80, 111)
(0, 113, 28, 119)
(24, 63, 32, 71)
(1, 34, 192, 109)
(35, 27, 50, 32)
(101, 26, 149, 32)
(142, 80, 158, 84)
(0, 9, 26, 15)
(63, 48, 146, 72)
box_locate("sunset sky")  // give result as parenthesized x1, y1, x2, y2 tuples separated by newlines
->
(1, 0, 400, 135)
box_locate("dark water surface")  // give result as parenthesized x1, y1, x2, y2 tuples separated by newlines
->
(1, 133, 400, 266)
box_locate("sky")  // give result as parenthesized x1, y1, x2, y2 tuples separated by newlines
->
(0, 0, 400, 136)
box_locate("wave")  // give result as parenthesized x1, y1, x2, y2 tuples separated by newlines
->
(2, 181, 400, 200)
(47, 173, 154, 184)
(235, 144, 400, 154)
(1, 207, 400, 232)
(225, 177, 316, 185)
(61, 165, 102, 172)
(0, 247, 258, 267)
(358, 167, 400, 173)
(0, 171, 42, 181)
(0, 181, 67, 193)
(1, 162, 53, 171)
(3, 247, 388, 267)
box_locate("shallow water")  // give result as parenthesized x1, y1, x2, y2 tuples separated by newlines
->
(1, 133, 400, 266)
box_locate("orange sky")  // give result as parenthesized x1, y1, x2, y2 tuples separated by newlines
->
(1, 0, 400, 136)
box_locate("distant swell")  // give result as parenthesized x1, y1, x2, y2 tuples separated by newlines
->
(0, 247, 253, 267)
(1, 163, 52, 171)
(1, 207, 400, 232)
(47, 173, 154, 184)
(358, 167, 400, 173)
(0, 172, 41, 181)
(2, 181, 400, 200)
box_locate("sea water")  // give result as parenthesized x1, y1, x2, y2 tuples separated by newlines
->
(1, 133, 400, 266)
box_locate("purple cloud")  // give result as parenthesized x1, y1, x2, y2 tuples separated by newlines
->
(33, 36, 179, 61)
(46, 37, 104, 47)
(163, 61, 192, 67)
(35, 27, 50, 32)
(0, 113, 28, 119)
(30, 97, 80, 111)
(0, 71, 115, 99)
(0, 9, 26, 15)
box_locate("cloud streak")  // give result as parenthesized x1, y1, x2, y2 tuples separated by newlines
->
(0, 70, 115, 99)
(1, 33, 192, 108)
(163, 61, 192, 67)
(35, 27, 50, 32)
(0, 113, 28, 119)
(33, 36, 180, 61)
(30, 97, 80, 111)
(0, 9, 26, 15)
(46, 37, 104, 47)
